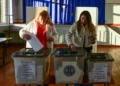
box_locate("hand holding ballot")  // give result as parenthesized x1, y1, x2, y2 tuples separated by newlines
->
(23, 34, 31, 40)
(22, 30, 31, 40)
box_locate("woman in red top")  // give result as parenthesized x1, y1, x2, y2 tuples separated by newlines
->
(19, 10, 58, 86)
(19, 10, 58, 49)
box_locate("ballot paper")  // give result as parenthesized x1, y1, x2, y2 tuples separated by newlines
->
(27, 33, 43, 52)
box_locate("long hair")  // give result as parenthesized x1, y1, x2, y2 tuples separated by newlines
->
(77, 10, 96, 36)
(34, 10, 53, 26)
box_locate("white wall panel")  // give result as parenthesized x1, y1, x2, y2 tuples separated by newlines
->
(26, 7, 48, 24)
(106, 0, 120, 3)
(76, 7, 98, 26)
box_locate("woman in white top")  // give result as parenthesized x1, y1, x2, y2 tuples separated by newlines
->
(65, 10, 96, 54)
(65, 10, 96, 86)
(19, 10, 58, 86)
(19, 10, 58, 49)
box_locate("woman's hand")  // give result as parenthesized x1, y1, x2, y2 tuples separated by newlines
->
(47, 37, 54, 41)
(23, 34, 31, 40)
(70, 44, 76, 51)
(88, 36, 96, 44)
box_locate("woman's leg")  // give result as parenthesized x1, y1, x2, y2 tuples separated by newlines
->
(83, 47, 93, 86)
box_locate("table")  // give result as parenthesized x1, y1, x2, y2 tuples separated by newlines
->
(0, 38, 11, 66)
(22, 74, 115, 86)
(45, 74, 115, 86)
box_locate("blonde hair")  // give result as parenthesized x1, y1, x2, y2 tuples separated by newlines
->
(34, 10, 53, 26)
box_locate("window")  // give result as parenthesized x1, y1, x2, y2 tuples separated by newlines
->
(0, 0, 1, 22)
(0, 0, 13, 24)
(0, 0, 6, 23)
(23, 0, 69, 24)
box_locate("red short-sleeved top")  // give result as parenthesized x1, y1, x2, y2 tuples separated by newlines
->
(36, 22, 47, 48)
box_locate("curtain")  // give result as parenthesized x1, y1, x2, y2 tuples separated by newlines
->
(22, 0, 105, 24)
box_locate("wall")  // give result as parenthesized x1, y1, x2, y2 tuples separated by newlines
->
(97, 25, 120, 45)
(26, 7, 48, 24)
(105, 3, 120, 24)
(1, 0, 6, 23)
(106, 0, 120, 3)
(105, 0, 120, 24)
(12, 0, 120, 24)
(76, 7, 98, 26)
(1, 24, 119, 46)
(12, 0, 23, 23)
(55, 25, 120, 45)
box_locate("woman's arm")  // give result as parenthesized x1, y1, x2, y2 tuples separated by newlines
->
(65, 23, 76, 46)
(89, 25, 97, 44)
(51, 25, 58, 41)
(19, 22, 34, 40)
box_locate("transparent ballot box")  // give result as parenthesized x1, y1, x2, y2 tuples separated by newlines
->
(87, 53, 114, 83)
(11, 48, 51, 84)
(52, 48, 86, 84)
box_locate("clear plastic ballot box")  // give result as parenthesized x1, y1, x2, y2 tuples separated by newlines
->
(87, 53, 114, 83)
(52, 48, 86, 84)
(11, 48, 51, 84)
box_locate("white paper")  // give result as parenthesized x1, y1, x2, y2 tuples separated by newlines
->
(93, 63, 108, 82)
(19, 60, 36, 80)
(27, 33, 43, 52)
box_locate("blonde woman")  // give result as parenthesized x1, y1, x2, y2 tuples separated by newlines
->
(19, 10, 58, 49)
